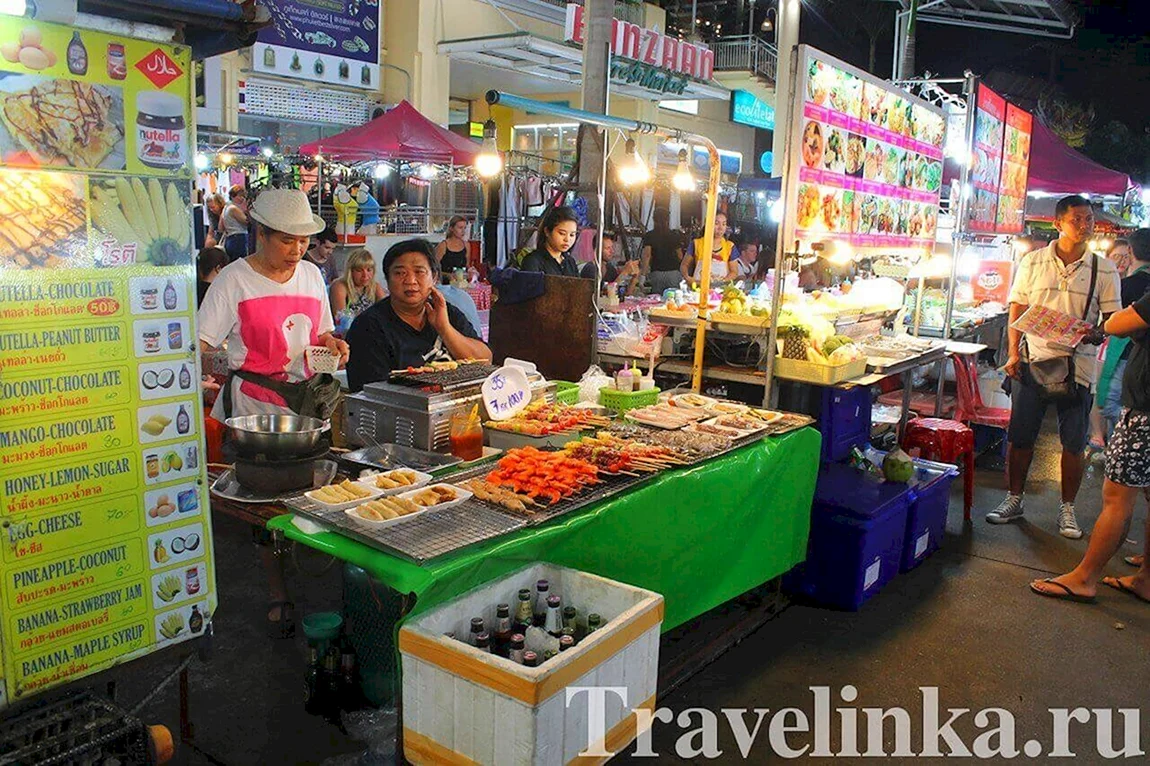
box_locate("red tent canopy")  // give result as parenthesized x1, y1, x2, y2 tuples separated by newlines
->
(1027, 119, 1131, 197)
(299, 101, 479, 165)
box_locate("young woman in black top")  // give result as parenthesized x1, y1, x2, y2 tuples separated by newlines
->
(520, 206, 580, 277)
(641, 208, 684, 295)
(435, 215, 471, 280)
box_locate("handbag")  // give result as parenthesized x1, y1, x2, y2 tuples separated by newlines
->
(224, 369, 342, 420)
(1022, 253, 1097, 401)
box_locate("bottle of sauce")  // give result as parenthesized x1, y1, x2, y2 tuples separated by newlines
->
(67, 32, 87, 75)
(188, 605, 204, 633)
(179, 364, 192, 390)
(163, 280, 178, 310)
(176, 405, 190, 434)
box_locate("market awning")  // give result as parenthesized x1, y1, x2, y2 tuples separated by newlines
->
(1027, 119, 1132, 197)
(1024, 198, 1136, 229)
(79, 0, 266, 59)
(299, 101, 480, 166)
(889, 0, 1077, 38)
(438, 33, 730, 101)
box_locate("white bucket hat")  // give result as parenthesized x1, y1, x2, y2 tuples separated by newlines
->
(248, 189, 326, 236)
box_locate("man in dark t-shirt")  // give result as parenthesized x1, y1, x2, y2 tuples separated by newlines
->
(346, 239, 490, 392)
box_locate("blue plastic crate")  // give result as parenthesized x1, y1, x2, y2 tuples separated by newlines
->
(899, 459, 959, 572)
(786, 502, 908, 610)
(818, 386, 872, 462)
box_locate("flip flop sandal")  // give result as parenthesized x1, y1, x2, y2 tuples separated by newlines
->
(1124, 555, 1144, 567)
(267, 600, 297, 639)
(1029, 578, 1097, 604)
(1102, 577, 1150, 605)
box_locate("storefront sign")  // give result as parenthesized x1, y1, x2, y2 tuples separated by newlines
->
(731, 90, 775, 131)
(0, 16, 215, 707)
(785, 46, 947, 252)
(565, 4, 714, 82)
(610, 57, 688, 96)
(972, 259, 1013, 304)
(254, 0, 381, 91)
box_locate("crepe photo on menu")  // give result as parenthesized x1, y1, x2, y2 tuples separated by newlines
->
(0, 167, 86, 269)
(0, 73, 125, 170)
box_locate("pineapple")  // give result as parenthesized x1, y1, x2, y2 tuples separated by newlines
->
(781, 326, 810, 360)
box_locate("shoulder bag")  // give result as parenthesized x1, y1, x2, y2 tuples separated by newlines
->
(223, 369, 342, 421)
(1023, 253, 1097, 401)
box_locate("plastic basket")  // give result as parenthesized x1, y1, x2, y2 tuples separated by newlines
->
(775, 356, 866, 385)
(553, 381, 580, 406)
(598, 385, 660, 413)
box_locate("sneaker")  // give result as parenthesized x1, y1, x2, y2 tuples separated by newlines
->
(986, 494, 1025, 524)
(1058, 503, 1083, 539)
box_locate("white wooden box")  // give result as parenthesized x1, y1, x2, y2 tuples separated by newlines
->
(399, 563, 663, 765)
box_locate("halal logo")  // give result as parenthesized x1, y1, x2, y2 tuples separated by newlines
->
(136, 49, 183, 89)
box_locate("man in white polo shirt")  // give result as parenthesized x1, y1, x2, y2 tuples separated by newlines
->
(987, 195, 1121, 538)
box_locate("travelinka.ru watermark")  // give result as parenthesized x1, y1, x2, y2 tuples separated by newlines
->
(567, 685, 1144, 759)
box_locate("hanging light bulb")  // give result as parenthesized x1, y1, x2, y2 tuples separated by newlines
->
(194, 153, 209, 171)
(672, 148, 694, 191)
(313, 153, 324, 163)
(618, 138, 650, 186)
(218, 152, 235, 166)
(261, 146, 274, 158)
(418, 163, 438, 180)
(475, 118, 503, 178)
(373, 162, 391, 179)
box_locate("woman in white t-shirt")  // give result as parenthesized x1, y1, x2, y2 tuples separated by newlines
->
(197, 189, 349, 638)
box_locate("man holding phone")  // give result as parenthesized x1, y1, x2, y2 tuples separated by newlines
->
(988, 195, 1121, 538)
(346, 239, 492, 393)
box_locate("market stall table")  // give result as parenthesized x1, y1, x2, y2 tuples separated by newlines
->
(266, 429, 820, 633)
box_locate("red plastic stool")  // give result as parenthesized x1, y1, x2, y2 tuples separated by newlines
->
(901, 417, 975, 521)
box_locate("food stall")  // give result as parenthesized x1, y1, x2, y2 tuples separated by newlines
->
(0, 8, 216, 752)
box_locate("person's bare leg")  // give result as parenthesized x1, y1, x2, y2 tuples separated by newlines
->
(260, 544, 289, 621)
(1105, 512, 1150, 600)
(1007, 444, 1034, 495)
(1060, 449, 1086, 503)
(1088, 407, 1106, 449)
(1033, 478, 1140, 598)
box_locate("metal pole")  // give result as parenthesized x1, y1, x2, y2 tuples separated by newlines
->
(762, 42, 802, 408)
(691, 0, 698, 38)
(591, 41, 611, 367)
(690, 147, 723, 392)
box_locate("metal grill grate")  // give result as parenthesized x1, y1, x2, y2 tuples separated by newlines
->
(284, 496, 525, 564)
(387, 364, 500, 390)
(239, 77, 377, 126)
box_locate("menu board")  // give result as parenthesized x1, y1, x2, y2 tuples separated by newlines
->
(788, 47, 946, 252)
(995, 103, 1032, 234)
(254, 0, 381, 91)
(0, 17, 215, 706)
(969, 83, 1006, 233)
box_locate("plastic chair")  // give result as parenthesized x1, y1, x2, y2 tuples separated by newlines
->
(901, 417, 975, 521)
(952, 353, 1011, 429)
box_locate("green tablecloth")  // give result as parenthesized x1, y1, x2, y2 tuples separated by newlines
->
(268, 428, 820, 631)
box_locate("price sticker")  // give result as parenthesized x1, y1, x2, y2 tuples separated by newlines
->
(481, 365, 531, 421)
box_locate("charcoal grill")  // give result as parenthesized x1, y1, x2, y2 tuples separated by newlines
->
(387, 363, 501, 392)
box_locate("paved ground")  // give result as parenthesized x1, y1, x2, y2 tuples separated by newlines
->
(90, 420, 1149, 764)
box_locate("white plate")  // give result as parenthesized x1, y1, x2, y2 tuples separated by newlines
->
(304, 482, 385, 511)
(357, 468, 433, 496)
(684, 421, 741, 438)
(746, 409, 786, 425)
(705, 415, 766, 436)
(670, 393, 717, 410)
(396, 483, 474, 511)
(344, 500, 429, 529)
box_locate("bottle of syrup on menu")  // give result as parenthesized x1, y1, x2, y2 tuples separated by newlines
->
(67, 32, 87, 75)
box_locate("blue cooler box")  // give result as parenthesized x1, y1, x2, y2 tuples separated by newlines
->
(786, 462, 912, 610)
(817, 386, 872, 462)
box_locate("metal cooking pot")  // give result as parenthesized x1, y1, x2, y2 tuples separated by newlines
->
(225, 414, 326, 457)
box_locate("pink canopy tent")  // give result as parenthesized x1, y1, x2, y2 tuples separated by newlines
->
(1027, 119, 1132, 197)
(299, 100, 479, 165)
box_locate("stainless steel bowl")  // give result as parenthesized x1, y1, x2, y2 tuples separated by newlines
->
(225, 414, 327, 457)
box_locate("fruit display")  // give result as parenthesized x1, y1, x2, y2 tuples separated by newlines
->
(780, 325, 811, 360)
(484, 401, 612, 437)
(90, 178, 191, 265)
(159, 613, 184, 640)
(713, 286, 771, 318)
(485, 447, 599, 505)
(883, 448, 915, 483)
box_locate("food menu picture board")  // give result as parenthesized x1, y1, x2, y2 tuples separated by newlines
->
(788, 46, 946, 253)
(969, 83, 1006, 233)
(0, 17, 215, 707)
(995, 103, 1032, 234)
